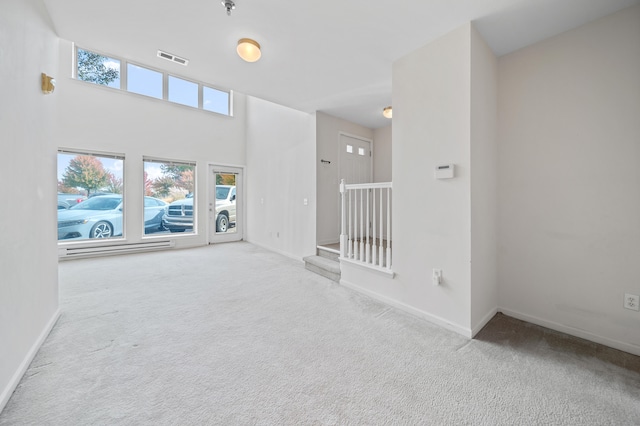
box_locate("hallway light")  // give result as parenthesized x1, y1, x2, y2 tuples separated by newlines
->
(237, 38, 261, 62)
(383, 106, 392, 119)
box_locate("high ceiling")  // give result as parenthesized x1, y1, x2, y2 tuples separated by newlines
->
(43, 0, 639, 129)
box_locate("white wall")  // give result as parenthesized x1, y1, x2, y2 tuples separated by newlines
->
(245, 97, 316, 260)
(344, 24, 497, 337)
(54, 40, 247, 249)
(392, 24, 473, 335)
(0, 0, 60, 411)
(469, 26, 498, 333)
(373, 125, 392, 183)
(497, 5, 640, 355)
(316, 112, 373, 245)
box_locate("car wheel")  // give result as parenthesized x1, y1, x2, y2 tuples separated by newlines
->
(216, 214, 228, 232)
(90, 221, 113, 238)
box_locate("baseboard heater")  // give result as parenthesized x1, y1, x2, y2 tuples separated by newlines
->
(59, 240, 175, 259)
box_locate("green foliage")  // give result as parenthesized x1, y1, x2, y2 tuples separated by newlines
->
(160, 164, 192, 181)
(152, 176, 175, 198)
(62, 155, 109, 195)
(77, 49, 119, 85)
(105, 173, 123, 194)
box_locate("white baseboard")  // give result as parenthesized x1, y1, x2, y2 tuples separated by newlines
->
(340, 278, 473, 338)
(471, 307, 499, 337)
(0, 308, 61, 413)
(243, 239, 306, 263)
(499, 307, 640, 357)
(317, 239, 339, 246)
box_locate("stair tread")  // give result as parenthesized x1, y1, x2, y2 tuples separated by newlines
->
(303, 255, 341, 274)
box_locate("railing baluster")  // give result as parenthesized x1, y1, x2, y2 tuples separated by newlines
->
(348, 188, 353, 259)
(372, 187, 377, 266)
(365, 188, 370, 264)
(386, 187, 391, 269)
(339, 182, 392, 272)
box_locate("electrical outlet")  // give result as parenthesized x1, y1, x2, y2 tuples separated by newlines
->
(624, 293, 639, 311)
(432, 269, 442, 286)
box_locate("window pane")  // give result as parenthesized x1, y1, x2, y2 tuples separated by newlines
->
(168, 76, 198, 108)
(77, 49, 120, 89)
(127, 64, 163, 99)
(144, 160, 195, 235)
(58, 151, 124, 241)
(203, 86, 229, 115)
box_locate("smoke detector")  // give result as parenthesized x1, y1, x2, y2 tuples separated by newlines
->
(222, 0, 235, 16)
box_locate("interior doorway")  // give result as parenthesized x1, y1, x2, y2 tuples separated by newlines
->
(208, 165, 243, 243)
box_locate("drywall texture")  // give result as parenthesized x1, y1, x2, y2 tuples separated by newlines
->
(245, 97, 316, 260)
(469, 26, 498, 333)
(53, 40, 247, 249)
(0, 0, 59, 410)
(392, 24, 473, 334)
(373, 125, 392, 183)
(498, 5, 640, 354)
(316, 112, 373, 245)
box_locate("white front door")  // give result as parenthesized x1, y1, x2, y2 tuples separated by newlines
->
(339, 133, 372, 186)
(208, 165, 243, 243)
(339, 133, 372, 240)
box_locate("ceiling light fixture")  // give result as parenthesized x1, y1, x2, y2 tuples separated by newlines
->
(383, 106, 392, 119)
(237, 38, 261, 62)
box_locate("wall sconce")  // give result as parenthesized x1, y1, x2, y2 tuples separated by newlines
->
(382, 106, 392, 119)
(41, 73, 55, 94)
(237, 38, 261, 62)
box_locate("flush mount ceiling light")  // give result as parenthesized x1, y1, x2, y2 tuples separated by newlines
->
(383, 106, 392, 119)
(237, 38, 261, 62)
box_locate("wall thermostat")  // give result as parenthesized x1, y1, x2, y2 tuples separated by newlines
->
(435, 164, 455, 179)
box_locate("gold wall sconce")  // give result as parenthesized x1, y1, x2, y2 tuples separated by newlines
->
(41, 73, 55, 94)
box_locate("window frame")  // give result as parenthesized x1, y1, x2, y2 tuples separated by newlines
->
(142, 157, 197, 238)
(57, 149, 126, 244)
(73, 44, 233, 117)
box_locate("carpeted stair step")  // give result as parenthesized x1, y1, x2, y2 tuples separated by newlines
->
(317, 246, 340, 261)
(303, 255, 341, 282)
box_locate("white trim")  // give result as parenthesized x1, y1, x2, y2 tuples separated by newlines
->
(471, 307, 498, 337)
(340, 278, 473, 338)
(0, 309, 61, 413)
(499, 307, 640, 357)
(207, 164, 245, 244)
(344, 182, 392, 190)
(340, 257, 395, 278)
(245, 239, 307, 263)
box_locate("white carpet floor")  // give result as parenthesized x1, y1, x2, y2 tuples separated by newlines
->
(1, 242, 639, 425)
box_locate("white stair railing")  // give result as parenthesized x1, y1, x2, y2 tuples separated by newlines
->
(340, 179, 392, 273)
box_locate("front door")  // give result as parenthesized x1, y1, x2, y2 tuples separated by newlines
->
(339, 133, 372, 240)
(208, 165, 243, 243)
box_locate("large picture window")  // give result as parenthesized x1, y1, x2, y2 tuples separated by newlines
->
(143, 158, 196, 235)
(57, 151, 125, 241)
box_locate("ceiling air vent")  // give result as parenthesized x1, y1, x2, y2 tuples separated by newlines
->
(157, 50, 189, 66)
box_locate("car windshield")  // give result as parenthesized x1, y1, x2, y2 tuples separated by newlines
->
(70, 196, 122, 210)
(216, 187, 230, 200)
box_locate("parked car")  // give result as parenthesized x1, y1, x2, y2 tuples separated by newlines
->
(57, 195, 168, 240)
(57, 193, 87, 209)
(162, 185, 236, 233)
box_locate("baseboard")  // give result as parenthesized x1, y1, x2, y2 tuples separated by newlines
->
(317, 239, 339, 246)
(499, 307, 640, 357)
(0, 308, 61, 413)
(243, 239, 306, 263)
(471, 307, 498, 338)
(340, 278, 473, 338)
